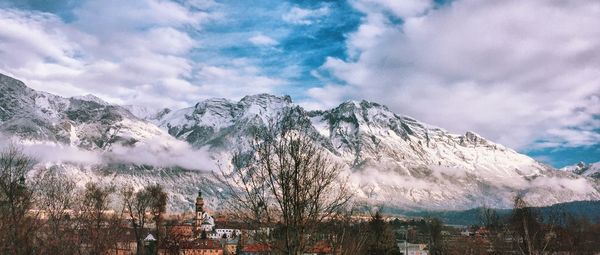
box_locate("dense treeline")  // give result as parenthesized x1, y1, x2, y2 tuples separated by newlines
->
(395, 200, 600, 226)
(384, 197, 600, 254)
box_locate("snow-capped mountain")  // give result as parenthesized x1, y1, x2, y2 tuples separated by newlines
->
(122, 105, 171, 122)
(158, 95, 600, 209)
(1, 73, 599, 211)
(562, 162, 600, 179)
(0, 73, 162, 149)
(0, 73, 220, 210)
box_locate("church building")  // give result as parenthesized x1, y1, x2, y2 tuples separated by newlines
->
(194, 191, 215, 235)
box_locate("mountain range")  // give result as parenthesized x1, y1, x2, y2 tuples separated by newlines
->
(1, 73, 598, 212)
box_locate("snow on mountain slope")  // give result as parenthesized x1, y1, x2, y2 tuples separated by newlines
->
(0, 73, 220, 211)
(310, 100, 544, 175)
(562, 162, 600, 179)
(1, 73, 599, 211)
(72, 94, 110, 106)
(0, 73, 185, 152)
(123, 105, 171, 122)
(157, 94, 293, 149)
(158, 96, 600, 210)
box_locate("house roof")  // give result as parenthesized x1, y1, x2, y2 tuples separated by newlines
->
(144, 233, 156, 241)
(305, 241, 333, 254)
(241, 243, 271, 252)
(180, 239, 223, 250)
(165, 225, 194, 237)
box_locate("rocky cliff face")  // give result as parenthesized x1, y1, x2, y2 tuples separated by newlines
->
(1, 73, 599, 211)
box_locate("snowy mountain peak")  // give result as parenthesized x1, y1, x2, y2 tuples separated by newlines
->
(239, 93, 293, 105)
(123, 105, 171, 121)
(72, 94, 110, 105)
(194, 98, 234, 109)
(1, 73, 599, 211)
(333, 99, 389, 114)
(462, 131, 490, 146)
(562, 161, 600, 178)
(238, 94, 293, 116)
(0, 73, 29, 90)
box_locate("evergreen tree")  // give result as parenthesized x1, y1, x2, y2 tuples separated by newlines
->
(366, 211, 400, 255)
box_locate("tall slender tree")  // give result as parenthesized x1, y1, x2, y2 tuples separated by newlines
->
(146, 184, 167, 246)
(427, 218, 444, 255)
(365, 211, 400, 255)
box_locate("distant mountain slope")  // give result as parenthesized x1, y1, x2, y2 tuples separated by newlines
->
(0, 73, 163, 149)
(398, 200, 600, 226)
(157, 94, 600, 210)
(562, 162, 600, 179)
(122, 105, 171, 122)
(0, 73, 599, 211)
(0, 73, 220, 211)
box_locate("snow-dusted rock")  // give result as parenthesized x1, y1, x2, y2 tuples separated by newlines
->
(1, 73, 599, 211)
(562, 162, 600, 179)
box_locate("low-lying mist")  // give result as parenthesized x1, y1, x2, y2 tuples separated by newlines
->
(0, 133, 216, 171)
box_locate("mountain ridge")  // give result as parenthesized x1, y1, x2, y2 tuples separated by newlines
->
(0, 73, 598, 211)
(562, 161, 600, 179)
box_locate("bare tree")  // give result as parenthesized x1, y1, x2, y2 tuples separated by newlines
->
(479, 205, 500, 231)
(324, 209, 369, 255)
(217, 112, 352, 255)
(122, 185, 150, 255)
(122, 184, 167, 255)
(0, 144, 39, 254)
(427, 217, 444, 255)
(146, 184, 167, 246)
(76, 182, 120, 254)
(508, 194, 556, 255)
(37, 169, 78, 254)
(161, 226, 186, 255)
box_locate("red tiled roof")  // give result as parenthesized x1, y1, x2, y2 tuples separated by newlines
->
(306, 241, 333, 254)
(167, 225, 194, 237)
(241, 243, 271, 252)
(180, 239, 223, 250)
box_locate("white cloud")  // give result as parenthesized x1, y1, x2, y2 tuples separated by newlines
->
(106, 136, 215, 170)
(529, 176, 595, 195)
(318, 0, 600, 150)
(22, 142, 103, 165)
(248, 34, 278, 46)
(0, 1, 278, 110)
(186, 0, 219, 10)
(282, 6, 330, 25)
(0, 133, 215, 171)
(301, 84, 349, 110)
(193, 60, 285, 100)
(350, 0, 433, 18)
(0, 3, 203, 109)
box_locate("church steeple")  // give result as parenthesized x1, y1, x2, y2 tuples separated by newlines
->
(194, 190, 205, 235)
(195, 190, 204, 214)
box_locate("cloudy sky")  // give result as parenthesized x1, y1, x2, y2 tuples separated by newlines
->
(0, 0, 599, 167)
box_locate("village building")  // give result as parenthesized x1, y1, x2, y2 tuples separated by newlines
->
(194, 191, 216, 235)
(398, 240, 429, 255)
(239, 243, 271, 255)
(159, 239, 224, 255)
(223, 238, 240, 255)
(303, 241, 334, 255)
